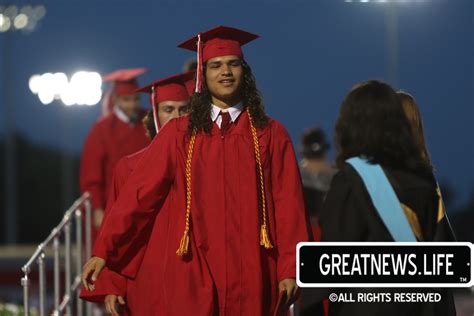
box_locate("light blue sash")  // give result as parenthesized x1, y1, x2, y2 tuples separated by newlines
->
(346, 157, 417, 242)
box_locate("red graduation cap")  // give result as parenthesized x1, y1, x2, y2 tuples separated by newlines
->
(136, 71, 195, 131)
(104, 68, 146, 96)
(177, 26, 259, 93)
(101, 68, 146, 117)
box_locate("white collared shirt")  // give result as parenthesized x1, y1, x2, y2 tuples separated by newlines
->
(211, 103, 243, 128)
(114, 105, 131, 124)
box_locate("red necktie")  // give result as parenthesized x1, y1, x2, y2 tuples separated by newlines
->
(220, 111, 231, 136)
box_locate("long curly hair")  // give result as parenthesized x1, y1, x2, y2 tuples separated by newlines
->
(335, 80, 432, 175)
(142, 110, 157, 140)
(187, 60, 268, 135)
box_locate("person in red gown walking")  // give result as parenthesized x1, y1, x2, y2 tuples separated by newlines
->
(80, 68, 151, 240)
(83, 26, 310, 316)
(80, 72, 194, 315)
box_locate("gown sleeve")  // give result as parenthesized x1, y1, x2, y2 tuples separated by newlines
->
(93, 120, 178, 276)
(80, 267, 127, 303)
(81, 156, 135, 302)
(270, 121, 311, 281)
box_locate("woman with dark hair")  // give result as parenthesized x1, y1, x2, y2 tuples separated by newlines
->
(317, 80, 456, 315)
(82, 26, 309, 315)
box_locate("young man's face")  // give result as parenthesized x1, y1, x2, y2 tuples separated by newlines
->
(116, 94, 141, 118)
(157, 100, 188, 127)
(205, 55, 243, 105)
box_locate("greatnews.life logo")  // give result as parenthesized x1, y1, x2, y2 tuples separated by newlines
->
(297, 242, 473, 288)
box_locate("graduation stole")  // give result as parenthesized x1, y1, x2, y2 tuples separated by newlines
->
(176, 108, 273, 257)
(346, 157, 417, 242)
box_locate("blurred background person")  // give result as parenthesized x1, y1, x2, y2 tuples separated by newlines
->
(299, 127, 337, 241)
(182, 58, 197, 73)
(298, 127, 335, 316)
(317, 80, 456, 316)
(397, 90, 456, 242)
(80, 68, 150, 241)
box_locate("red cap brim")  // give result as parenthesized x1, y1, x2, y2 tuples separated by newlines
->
(137, 71, 195, 103)
(103, 68, 146, 82)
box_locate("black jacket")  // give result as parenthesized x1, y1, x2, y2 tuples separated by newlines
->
(299, 163, 456, 316)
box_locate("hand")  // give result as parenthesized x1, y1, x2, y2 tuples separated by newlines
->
(82, 256, 106, 291)
(105, 294, 126, 316)
(278, 279, 298, 305)
(94, 208, 105, 229)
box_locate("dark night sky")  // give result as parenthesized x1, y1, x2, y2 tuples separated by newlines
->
(0, 0, 472, 207)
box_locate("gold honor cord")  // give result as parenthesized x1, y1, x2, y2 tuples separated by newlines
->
(176, 129, 197, 256)
(176, 109, 272, 257)
(247, 110, 273, 249)
(400, 203, 423, 241)
(436, 186, 446, 223)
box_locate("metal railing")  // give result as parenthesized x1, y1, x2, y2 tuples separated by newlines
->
(21, 192, 93, 316)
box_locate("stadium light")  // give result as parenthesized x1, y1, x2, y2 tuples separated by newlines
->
(29, 71, 103, 106)
(0, 5, 46, 33)
(344, 0, 425, 3)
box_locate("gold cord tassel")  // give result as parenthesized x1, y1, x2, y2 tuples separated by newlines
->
(176, 130, 197, 257)
(176, 231, 190, 256)
(248, 110, 273, 249)
(260, 224, 273, 249)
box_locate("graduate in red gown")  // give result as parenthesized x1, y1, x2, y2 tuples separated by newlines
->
(80, 68, 151, 239)
(80, 72, 194, 315)
(83, 26, 310, 316)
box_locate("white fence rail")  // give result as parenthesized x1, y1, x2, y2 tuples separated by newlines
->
(21, 192, 93, 316)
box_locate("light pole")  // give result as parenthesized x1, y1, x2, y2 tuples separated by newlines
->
(344, 0, 404, 88)
(385, 1, 399, 88)
(2, 29, 17, 244)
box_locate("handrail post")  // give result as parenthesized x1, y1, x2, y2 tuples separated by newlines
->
(37, 253, 46, 316)
(53, 236, 60, 311)
(84, 199, 93, 316)
(85, 199, 92, 260)
(75, 209, 84, 316)
(64, 221, 72, 315)
(21, 272, 29, 316)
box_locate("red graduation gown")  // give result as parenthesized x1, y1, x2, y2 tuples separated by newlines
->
(80, 111, 150, 238)
(80, 150, 145, 307)
(94, 112, 310, 315)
